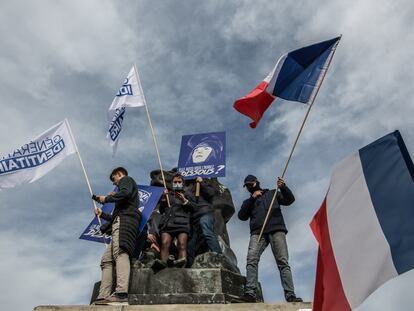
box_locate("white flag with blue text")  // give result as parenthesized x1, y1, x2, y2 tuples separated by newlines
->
(0, 120, 76, 189)
(107, 66, 145, 155)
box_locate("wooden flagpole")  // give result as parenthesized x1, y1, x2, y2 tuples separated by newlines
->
(133, 64, 171, 207)
(258, 37, 341, 241)
(65, 119, 108, 244)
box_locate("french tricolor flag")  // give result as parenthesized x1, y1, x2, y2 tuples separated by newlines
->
(234, 36, 341, 128)
(311, 130, 414, 311)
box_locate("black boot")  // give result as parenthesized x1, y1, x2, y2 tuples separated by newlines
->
(151, 259, 167, 270)
(286, 295, 303, 303)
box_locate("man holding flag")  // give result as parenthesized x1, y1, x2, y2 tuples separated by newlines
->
(238, 175, 302, 303)
(92, 167, 140, 305)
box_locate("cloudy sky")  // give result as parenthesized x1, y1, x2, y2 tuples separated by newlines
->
(1, 0, 414, 310)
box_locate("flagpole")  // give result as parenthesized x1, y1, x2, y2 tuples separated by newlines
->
(65, 120, 106, 237)
(258, 37, 341, 241)
(133, 64, 171, 207)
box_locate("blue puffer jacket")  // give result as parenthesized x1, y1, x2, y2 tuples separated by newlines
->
(238, 185, 295, 235)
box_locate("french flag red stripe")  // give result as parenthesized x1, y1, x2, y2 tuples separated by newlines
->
(233, 81, 275, 128)
(310, 197, 351, 311)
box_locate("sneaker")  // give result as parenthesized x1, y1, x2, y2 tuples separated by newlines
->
(105, 292, 129, 305)
(241, 292, 257, 302)
(152, 258, 167, 270)
(173, 257, 187, 268)
(286, 295, 303, 303)
(91, 298, 107, 305)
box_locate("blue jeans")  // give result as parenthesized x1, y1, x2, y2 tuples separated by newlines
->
(187, 213, 222, 267)
(245, 232, 295, 299)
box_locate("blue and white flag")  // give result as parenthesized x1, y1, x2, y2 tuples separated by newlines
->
(311, 130, 414, 311)
(0, 120, 76, 189)
(107, 66, 145, 155)
(177, 131, 226, 179)
(79, 185, 164, 244)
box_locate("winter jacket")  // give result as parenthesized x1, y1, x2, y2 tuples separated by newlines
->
(238, 185, 295, 235)
(158, 191, 195, 234)
(185, 181, 216, 220)
(101, 175, 141, 256)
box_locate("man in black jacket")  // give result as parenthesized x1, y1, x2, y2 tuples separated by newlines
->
(186, 176, 222, 267)
(238, 174, 302, 303)
(93, 167, 140, 305)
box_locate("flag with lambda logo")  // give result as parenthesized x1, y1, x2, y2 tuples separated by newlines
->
(79, 185, 164, 244)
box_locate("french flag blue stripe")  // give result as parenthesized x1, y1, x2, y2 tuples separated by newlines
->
(272, 37, 340, 103)
(359, 130, 414, 274)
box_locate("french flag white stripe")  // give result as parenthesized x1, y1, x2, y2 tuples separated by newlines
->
(326, 152, 398, 309)
(265, 53, 288, 90)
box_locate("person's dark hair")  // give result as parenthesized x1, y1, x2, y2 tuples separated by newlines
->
(110, 167, 128, 181)
(172, 173, 183, 181)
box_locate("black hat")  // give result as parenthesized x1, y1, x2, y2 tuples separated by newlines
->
(243, 174, 258, 187)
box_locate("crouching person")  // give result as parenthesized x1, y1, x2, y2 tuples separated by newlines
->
(92, 167, 140, 305)
(153, 173, 195, 269)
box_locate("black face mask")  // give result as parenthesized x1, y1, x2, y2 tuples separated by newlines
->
(246, 182, 261, 194)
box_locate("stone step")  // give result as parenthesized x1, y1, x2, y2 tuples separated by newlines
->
(34, 303, 312, 311)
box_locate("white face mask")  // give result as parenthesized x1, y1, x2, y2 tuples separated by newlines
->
(172, 182, 184, 191)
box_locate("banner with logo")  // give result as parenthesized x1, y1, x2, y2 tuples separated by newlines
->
(177, 131, 226, 179)
(79, 185, 163, 244)
(0, 119, 76, 189)
(107, 65, 145, 156)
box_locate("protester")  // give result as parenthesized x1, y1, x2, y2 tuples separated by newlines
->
(153, 173, 195, 269)
(238, 175, 302, 303)
(92, 167, 140, 305)
(186, 176, 222, 267)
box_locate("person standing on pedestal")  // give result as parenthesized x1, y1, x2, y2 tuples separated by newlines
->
(186, 176, 223, 267)
(153, 173, 195, 269)
(92, 167, 140, 305)
(238, 174, 302, 303)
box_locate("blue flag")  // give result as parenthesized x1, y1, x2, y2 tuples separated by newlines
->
(79, 185, 164, 244)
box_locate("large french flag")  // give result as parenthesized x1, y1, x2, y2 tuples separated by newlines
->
(311, 130, 414, 311)
(234, 36, 341, 128)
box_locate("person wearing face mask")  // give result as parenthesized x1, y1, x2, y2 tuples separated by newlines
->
(238, 175, 302, 303)
(153, 173, 195, 269)
(92, 167, 140, 305)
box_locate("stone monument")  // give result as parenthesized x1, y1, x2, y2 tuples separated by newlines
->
(90, 168, 263, 304)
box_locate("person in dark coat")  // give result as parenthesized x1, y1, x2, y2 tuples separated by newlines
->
(93, 167, 140, 305)
(153, 173, 195, 269)
(238, 175, 302, 303)
(186, 176, 222, 268)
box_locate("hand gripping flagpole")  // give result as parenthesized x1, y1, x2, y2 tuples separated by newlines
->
(258, 37, 341, 241)
(65, 119, 107, 244)
(133, 64, 171, 207)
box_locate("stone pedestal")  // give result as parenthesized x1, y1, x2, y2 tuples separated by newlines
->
(35, 303, 313, 311)
(128, 267, 260, 304)
(91, 253, 263, 305)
